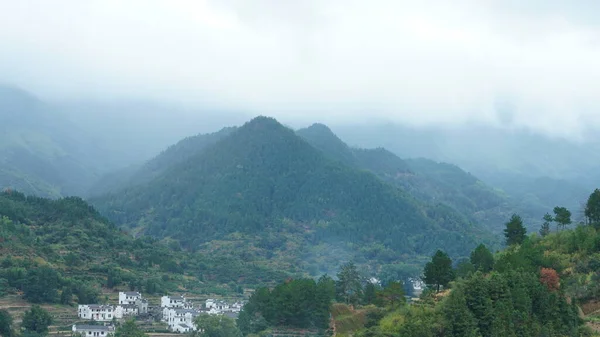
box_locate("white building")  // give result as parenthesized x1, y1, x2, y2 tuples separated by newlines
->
(163, 308, 199, 333)
(78, 305, 115, 322)
(119, 292, 142, 305)
(72, 324, 114, 337)
(115, 304, 138, 318)
(161, 295, 192, 309)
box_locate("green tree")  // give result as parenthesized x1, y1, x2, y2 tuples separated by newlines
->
(21, 305, 53, 336)
(336, 262, 363, 305)
(363, 282, 378, 305)
(376, 281, 405, 308)
(0, 309, 14, 337)
(442, 287, 479, 337)
(60, 287, 73, 305)
(585, 188, 600, 227)
(194, 314, 242, 337)
(504, 214, 527, 246)
(115, 320, 147, 337)
(540, 213, 553, 237)
(553, 206, 572, 231)
(423, 250, 455, 292)
(23, 267, 61, 303)
(469, 244, 494, 272)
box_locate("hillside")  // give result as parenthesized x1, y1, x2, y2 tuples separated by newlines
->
(87, 127, 237, 196)
(92, 117, 493, 278)
(297, 124, 513, 233)
(0, 190, 290, 304)
(0, 86, 109, 197)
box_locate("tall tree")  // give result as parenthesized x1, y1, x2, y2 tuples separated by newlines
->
(195, 314, 242, 337)
(376, 281, 405, 308)
(0, 309, 14, 337)
(363, 282, 378, 305)
(423, 250, 455, 292)
(585, 189, 600, 227)
(336, 262, 363, 305)
(504, 214, 527, 246)
(21, 305, 53, 336)
(469, 244, 494, 272)
(553, 206, 572, 231)
(442, 287, 479, 337)
(115, 320, 147, 337)
(540, 213, 553, 237)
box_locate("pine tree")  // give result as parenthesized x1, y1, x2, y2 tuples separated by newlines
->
(553, 206, 572, 231)
(540, 213, 553, 237)
(585, 189, 600, 227)
(423, 250, 455, 292)
(504, 214, 527, 246)
(470, 244, 494, 272)
(442, 287, 480, 337)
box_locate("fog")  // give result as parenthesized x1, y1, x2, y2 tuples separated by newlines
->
(1, 0, 600, 139)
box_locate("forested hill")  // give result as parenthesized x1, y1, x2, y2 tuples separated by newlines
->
(87, 126, 237, 196)
(0, 190, 289, 302)
(92, 116, 493, 276)
(297, 123, 514, 233)
(0, 86, 108, 197)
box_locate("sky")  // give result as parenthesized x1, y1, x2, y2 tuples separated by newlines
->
(1, 0, 600, 138)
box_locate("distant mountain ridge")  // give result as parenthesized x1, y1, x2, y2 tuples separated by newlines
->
(91, 116, 495, 277)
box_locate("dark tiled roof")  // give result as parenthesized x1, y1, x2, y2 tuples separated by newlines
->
(74, 325, 112, 331)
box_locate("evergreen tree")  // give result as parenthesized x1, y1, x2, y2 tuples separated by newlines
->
(60, 287, 73, 305)
(442, 287, 480, 337)
(0, 309, 14, 337)
(540, 213, 553, 237)
(336, 262, 363, 305)
(585, 188, 600, 227)
(21, 305, 53, 336)
(503, 214, 527, 246)
(553, 206, 572, 231)
(363, 282, 378, 305)
(469, 244, 494, 272)
(115, 320, 147, 337)
(376, 281, 405, 308)
(423, 250, 455, 292)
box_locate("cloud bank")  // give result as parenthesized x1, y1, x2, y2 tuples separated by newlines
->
(1, 0, 599, 137)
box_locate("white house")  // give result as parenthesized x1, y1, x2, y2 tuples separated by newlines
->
(163, 308, 199, 333)
(161, 295, 192, 309)
(173, 323, 195, 334)
(119, 292, 142, 305)
(72, 324, 114, 337)
(115, 304, 138, 318)
(78, 305, 115, 322)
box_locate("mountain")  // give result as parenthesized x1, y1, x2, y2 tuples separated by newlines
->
(92, 117, 494, 277)
(297, 124, 513, 233)
(87, 127, 237, 196)
(333, 122, 598, 224)
(0, 86, 108, 197)
(0, 190, 288, 303)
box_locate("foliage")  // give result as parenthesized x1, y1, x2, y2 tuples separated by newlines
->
(194, 314, 242, 337)
(0, 309, 14, 337)
(376, 281, 405, 309)
(503, 213, 527, 246)
(21, 305, 53, 336)
(553, 206, 572, 230)
(540, 268, 560, 292)
(540, 212, 552, 237)
(469, 244, 494, 273)
(585, 188, 600, 227)
(336, 262, 363, 305)
(423, 250, 455, 292)
(114, 320, 147, 337)
(237, 277, 335, 335)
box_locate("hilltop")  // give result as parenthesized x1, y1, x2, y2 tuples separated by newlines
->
(92, 116, 494, 279)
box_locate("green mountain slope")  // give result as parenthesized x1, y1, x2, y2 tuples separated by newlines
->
(0, 86, 107, 197)
(297, 124, 511, 233)
(87, 127, 237, 196)
(92, 117, 493, 277)
(0, 190, 290, 302)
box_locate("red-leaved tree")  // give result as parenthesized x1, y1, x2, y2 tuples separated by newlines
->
(540, 268, 560, 291)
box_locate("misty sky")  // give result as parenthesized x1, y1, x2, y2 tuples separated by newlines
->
(1, 1, 600, 137)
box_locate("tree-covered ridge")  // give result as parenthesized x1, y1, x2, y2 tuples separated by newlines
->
(92, 117, 492, 276)
(0, 190, 290, 302)
(87, 126, 237, 196)
(297, 123, 512, 234)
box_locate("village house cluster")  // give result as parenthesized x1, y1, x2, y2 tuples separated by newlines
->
(72, 292, 244, 335)
(161, 296, 244, 333)
(72, 292, 148, 336)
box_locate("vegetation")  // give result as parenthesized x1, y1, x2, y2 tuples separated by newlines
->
(0, 309, 15, 337)
(21, 305, 53, 336)
(93, 117, 495, 280)
(0, 190, 290, 303)
(115, 320, 148, 337)
(423, 250, 455, 292)
(195, 314, 242, 337)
